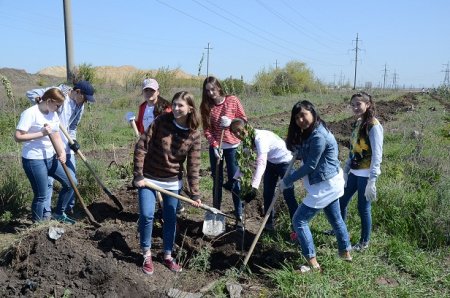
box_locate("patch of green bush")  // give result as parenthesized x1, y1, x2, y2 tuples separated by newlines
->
(0, 171, 29, 223)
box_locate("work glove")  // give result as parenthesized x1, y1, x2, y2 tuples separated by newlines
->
(242, 187, 257, 203)
(364, 178, 377, 202)
(220, 115, 232, 128)
(223, 179, 237, 192)
(69, 140, 80, 152)
(213, 147, 223, 160)
(278, 179, 291, 192)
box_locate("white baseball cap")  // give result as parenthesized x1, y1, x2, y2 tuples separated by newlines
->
(142, 78, 159, 90)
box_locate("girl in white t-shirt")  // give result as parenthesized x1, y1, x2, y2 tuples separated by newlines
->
(15, 88, 76, 223)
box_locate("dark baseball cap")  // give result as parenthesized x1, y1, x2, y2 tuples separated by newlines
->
(74, 80, 95, 102)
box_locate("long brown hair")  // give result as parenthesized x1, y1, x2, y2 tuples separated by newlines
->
(200, 76, 225, 130)
(351, 92, 376, 138)
(285, 100, 327, 152)
(172, 91, 200, 131)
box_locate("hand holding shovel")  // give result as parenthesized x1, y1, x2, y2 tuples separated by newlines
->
(125, 112, 140, 138)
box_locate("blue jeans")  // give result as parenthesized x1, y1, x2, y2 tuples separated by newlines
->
(139, 186, 179, 254)
(339, 173, 372, 244)
(22, 156, 75, 222)
(209, 146, 242, 219)
(293, 200, 351, 259)
(44, 154, 77, 217)
(263, 161, 297, 228)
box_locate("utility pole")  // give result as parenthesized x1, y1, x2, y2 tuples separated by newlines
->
(352, 33, 360, 90)
(442, 62, 450, 87)
(274, 59, 278, 70)
(204, 42, 213, 77)
(392, 70, 398, 89)
(382, 64, 389, 89)
(63, 0, 74, 83)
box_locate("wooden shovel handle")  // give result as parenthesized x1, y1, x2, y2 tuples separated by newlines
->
(47, 129, 101, 227)
(213, 129, 225, 209)
(242, 152, 297, 266)
(58, 124, 124, 211)
(143, 180, 234, 219)
(130, 120, 140, 138)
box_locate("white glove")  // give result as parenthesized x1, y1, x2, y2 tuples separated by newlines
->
(278, 179, 291, 191)
(125, 111, 135, 122)
(343, 172, 348, 188)
(220, 116, 232, 128)
(364, 178, 377, 202)
(213, 147, 223, 160)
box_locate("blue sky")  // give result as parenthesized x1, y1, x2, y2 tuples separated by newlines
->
(1, 0, 449, 88)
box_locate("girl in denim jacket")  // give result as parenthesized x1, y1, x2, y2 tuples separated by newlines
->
(281, 100, 352, 272)
(336, 92, 383, 251)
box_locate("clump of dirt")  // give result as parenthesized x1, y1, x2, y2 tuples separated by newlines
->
(0, 181, 275, 297)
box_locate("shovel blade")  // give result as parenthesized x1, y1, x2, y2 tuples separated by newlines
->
(202, 212, 226, 237)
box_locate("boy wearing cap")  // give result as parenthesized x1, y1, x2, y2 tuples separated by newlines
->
(26, 80, 96, 220)
(135, 78, 171, 134)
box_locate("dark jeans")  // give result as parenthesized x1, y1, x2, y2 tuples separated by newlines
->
(263, 161, 298, 228)
(209, 146, 242, 219)
(339, 173, 372, 244)
(45, 153, 76, 217)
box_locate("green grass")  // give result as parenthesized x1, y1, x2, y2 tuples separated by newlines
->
(1, 81, 449, 297)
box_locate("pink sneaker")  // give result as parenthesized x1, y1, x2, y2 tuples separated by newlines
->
(164, 258, 182, 273)
(290, 231, 298, 241)
(142, 255, 154, 275)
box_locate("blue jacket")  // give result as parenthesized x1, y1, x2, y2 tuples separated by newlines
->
(284, 123, 340, 185)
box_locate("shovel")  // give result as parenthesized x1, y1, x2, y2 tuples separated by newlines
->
(59, 124, 124, 211)
(242, 152, 297, 266)
(47, 128, 101, 228)
(143, 180, 234, 237)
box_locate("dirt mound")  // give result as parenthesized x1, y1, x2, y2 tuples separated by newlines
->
(0, 180, 273, 297)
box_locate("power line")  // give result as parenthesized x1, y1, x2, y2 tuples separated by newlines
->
(255, 0, 340, 52)
(279, 0, 347, 45)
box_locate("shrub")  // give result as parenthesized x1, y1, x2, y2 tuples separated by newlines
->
(253, 60, 324, 96)
(188, 246, 211, 272)
(222, 77, 245, 95)
(73, 63, 96, 84)
(0, 171, 29, 223)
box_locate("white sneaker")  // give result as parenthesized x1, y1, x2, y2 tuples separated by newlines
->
(352, 242, 369, 252)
